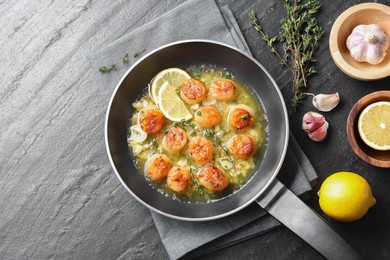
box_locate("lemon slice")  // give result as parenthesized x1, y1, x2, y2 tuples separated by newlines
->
(158, 81, 192, 122)
(150, 68, 191, 104)
(358, 101, 390, 151)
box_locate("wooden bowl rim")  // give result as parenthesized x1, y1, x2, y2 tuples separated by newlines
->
(346, 90, 390, 168)
(329, 3, 390, 81)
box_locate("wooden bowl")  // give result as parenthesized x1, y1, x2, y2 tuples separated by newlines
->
(329, 3, 390, 80)
(347, 91, 390, 168)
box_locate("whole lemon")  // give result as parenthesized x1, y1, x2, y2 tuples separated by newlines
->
(318, 172, 376, 222)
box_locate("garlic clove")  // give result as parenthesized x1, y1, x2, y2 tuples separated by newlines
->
(302, 111, 326, 134)
(346, 24, 389, 65)
(302, 111, 329, 142)
(129, 125, 148, 143)
(219, 157, 233, 170)
(312, 92, 340, 112)
(308, 121, 329, 142)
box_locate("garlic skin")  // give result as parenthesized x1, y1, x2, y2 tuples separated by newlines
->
(302, 112, 325, 133)
(346, 24, 389, 65)
(312, 92, 340, 112)
(308, 121, 329, 142)
(302, 112, 329, 142)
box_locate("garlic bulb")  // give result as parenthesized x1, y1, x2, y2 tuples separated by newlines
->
(302, 112, 329, 142)
(346, 24, 389, 65)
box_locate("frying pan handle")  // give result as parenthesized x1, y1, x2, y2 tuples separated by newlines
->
(256, 179, 363, 260)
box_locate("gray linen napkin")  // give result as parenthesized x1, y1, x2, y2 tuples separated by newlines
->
(152, 134, 313, 260)
(89, 0, 318, 259)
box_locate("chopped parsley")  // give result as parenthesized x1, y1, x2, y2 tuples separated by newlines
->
(180, 119, 195, 128)
(203, 129, 214, 139)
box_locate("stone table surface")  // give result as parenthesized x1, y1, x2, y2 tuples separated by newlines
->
(1, 0, 390, 259)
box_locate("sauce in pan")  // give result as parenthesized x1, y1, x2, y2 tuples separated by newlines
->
(128, 64, 268, 202)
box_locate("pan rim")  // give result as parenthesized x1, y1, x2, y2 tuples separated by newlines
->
(105, 39, 289, 221)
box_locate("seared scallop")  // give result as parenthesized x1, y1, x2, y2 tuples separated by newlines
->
(144, 154, 171, 180)
(197, 165, 229, 192)
(209, 79, 237, 101)
(188, 136, 214, 166)
(195, 106, 222, 128)
(180, 78, 207, 104)
(138, 107, 165, 134)
(162, 127, 188, 153)
(227, 104, 255, 131)
(228, 134, 255, 159)
(167, 166, 191, 192)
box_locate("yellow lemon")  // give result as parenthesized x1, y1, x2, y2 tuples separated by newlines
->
(358, 101, 390, 151)
(158, 81, 192, 122)
(150, 68, 191, 104)
(318, 171, 376, 222)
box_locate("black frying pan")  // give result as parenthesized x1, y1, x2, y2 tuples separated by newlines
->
(105, 40, 361, 259)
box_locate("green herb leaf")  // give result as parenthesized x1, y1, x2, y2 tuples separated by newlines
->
(99, 64, 115, 73)
(214, 135, 221, 144)
(122, 53, 129, 64)
(99, 66, 108, 73)
(180, 119, 195, 128)
(98, 48, 146, 73)
(195, 186, 205, 195)
(203, 129, 214, 139)
(249, 0, 323, 110)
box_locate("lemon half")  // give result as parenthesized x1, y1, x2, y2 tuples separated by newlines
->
(157, 82, 192, 122)
(358, 101, 390, 151)
(150, 68, 191, 104)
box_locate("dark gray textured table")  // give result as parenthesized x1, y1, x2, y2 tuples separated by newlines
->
(1, 0, 390, 259)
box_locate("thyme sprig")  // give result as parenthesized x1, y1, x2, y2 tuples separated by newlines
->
(98, 48, 146, 73)
(189, 167, 204, 194)
(249, 0, 324, 109)
(212, 134, 237, 177)
(202, 130, 236, 176)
